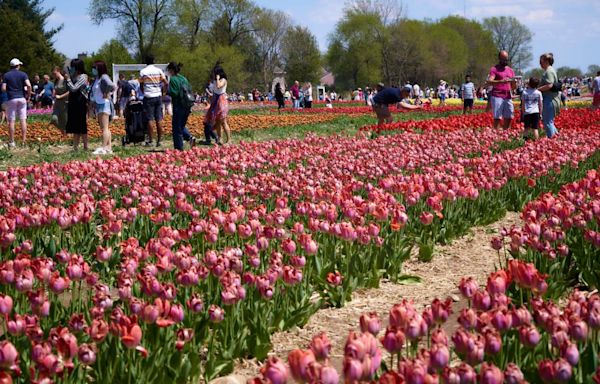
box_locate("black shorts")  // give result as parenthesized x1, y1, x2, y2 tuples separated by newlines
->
(523, 113, 540, 129)
(143, 96, 163, 122)
(463, 99, 474, 108)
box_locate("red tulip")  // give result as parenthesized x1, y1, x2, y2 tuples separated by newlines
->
(359, 312, 382, 336)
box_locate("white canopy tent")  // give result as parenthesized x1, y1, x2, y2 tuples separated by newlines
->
(111, 63, 168, 103)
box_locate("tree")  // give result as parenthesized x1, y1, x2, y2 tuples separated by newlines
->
(209, 0, 257, 47)
(422, 24, 469, 86)
(556, 66, 582, 79)
(0, 2, 63, 76)
(586, 65, 600, 77)
(483, 16, 533, 72)
(344, 0, 405, 26)
(281, 26, 321, 85)
(384, 19, 428, 86)
(326, 11, 383, 89)
(251, 8, 290, 90)
(523, 68, 544, 80)
(91, 39, 135, 75)
(1, 0, 62, 40)
(440, 16, 496, 82)
(89, 0, 170, 60)
(170, 0, 210, 50)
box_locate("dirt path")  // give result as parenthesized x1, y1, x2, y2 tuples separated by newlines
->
(212, 211, 521, 383)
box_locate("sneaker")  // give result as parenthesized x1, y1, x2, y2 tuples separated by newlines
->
(189, 137, 196, 148)
(156, 141, 162, 148)
(105, 148, 113, 154)
(8, 142, 16, 148)
(144, 141, 153, 147)
(93, 147, 107, 155)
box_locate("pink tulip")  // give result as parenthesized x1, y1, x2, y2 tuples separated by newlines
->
(381, 326, 405, 353)
(359, 312, 382, 336)
(0, 341, 18, 370)
(95, 246, 113, 262)
(504, 363, 524, 384)
(310, 332, 331, 360)
(561, 342, 579, 366)
(554, 358, 572, 383)
(0, 294, 13, 315)
(519, 325, 541, 347)
(288, 349, 315, 381)
(458, 277, 479, 299)
(208, 304, 225, 323)
(478, 362, 504, 384)
(430, 343, 450, 370)
(343, 357, 363, 382)
(78, 343, 97, 365)
(260, 357, 288, 384)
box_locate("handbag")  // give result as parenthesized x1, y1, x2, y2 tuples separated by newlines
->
(550, 81, 563, 92)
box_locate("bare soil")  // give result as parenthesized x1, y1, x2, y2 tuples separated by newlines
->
(217, 211, 521, 382)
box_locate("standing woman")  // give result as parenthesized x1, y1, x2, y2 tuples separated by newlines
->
(167, 62, 196, 150)
(65, 59, 89, 151)
(91, 61, 116, 154)
(205, 65, 230, 144)
(50, 66, 68, 132)
(304, 82, 313, 108)
(537, 53, 560, 138)
(275, 82, 285, 111)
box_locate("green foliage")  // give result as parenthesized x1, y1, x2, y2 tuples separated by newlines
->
(523, 68, 545, 80)
(281, 26, 322, 85)
(90, 39, 135, 76)
(483, 16, 533, 72)
(587, 65, 600, 77)
(556, 66, 583, 79)
(0, 1, 63, 76)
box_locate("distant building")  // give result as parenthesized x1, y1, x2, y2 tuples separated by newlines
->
(320, 68, 335, 87)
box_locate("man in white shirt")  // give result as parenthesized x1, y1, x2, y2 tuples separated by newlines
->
(461, 74, 475, 114)
(140, 54, 168, 147)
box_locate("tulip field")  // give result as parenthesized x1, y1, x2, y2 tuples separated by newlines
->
(1, 104, 600, 383)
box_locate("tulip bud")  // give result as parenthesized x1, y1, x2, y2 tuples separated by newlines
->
(380, 327, 405, 353)
(310, 333, 331, 360)
(561, 343, 579, 366)
(359, 312, 381, 336)
(260, 357, 288, 384)
(504, 363, 524, 384)
(478, 362, 504, 384)
(554, 358, 572, 383)
(430, 343, 449, 370)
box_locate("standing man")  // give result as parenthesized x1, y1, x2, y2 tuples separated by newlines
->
(38, 74, 54, 108)
(290, 81, 300, 109)
(1, 58, 31, 147)
(487, 50, 516, 129)
(140, 55, 168, 147)
(592, 70, 600, 111)
(372, 84, 422, 126)
(461, 74, 475, 115)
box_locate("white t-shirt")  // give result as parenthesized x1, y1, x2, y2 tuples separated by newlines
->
(210, 79, 227, 95)
(461, 82, 475, 99)
(412, 84, 420, 97)
(140, 65, 165, 98)
(521, 88, 543, 114)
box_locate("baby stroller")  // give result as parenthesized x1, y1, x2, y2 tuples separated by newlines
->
(122, 99, 147, 145)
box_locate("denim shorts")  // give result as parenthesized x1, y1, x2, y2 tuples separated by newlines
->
(490, 96, 514, 119)
(95, 101, 112, 115)
(143, 96, 163, 121)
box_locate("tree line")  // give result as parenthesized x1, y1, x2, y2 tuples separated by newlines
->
(2, 0, 597, 93)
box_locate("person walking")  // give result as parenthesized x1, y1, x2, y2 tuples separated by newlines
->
(488, 51, 516, 129)
(437, 80, 447, 106)
(290, 81, 300, 109)
(204, 64, 230, 144)
(167, 62, 196, 151)
(304, 82, 313, 108)
(91, 61, 116, 155)
(49, 66, 68, 132)
(140, 55, 168, 147)
(65, 59, 89, 151)
(537, 53, 560, 138)
(461, 74, 475, 115)
(1, 58, 31, 147)
(0, 73, 7, 126)
(372, 84, 422, 126)
(275, 82, 285, 111)
(591, 70, 600, 111)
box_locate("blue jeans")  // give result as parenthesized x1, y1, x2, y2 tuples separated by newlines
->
(172, 105, 192, 150)
(542, 97, 558, 138)
(293, 99, 300, 109)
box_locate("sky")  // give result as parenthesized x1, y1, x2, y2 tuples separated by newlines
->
(45, 0, 599, 72)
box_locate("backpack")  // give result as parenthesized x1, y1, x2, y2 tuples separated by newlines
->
(180, 78, 195, 110)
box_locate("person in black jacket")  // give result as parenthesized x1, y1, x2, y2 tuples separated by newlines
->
(275, 82, 285, 111)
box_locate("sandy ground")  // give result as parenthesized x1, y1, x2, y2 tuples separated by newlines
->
(210, 211, 521, 383)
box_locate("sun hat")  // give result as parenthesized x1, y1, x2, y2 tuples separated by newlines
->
(10, 58, 23, 67)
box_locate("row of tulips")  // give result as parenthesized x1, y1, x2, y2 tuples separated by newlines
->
(3, 113, 339, 143)
(493, 165, 600, 297)
(279, 104, 485, 115)
(0, 111, 600, 382)
(250, 262, 600, 383)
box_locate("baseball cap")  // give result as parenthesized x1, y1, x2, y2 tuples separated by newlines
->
(10, 58, 23, 67)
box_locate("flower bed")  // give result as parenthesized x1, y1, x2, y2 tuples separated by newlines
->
(0, 110, 599, 382)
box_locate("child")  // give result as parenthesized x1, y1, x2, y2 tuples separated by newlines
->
(520, 77, 543, 140)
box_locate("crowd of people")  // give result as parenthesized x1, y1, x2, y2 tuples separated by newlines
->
(0, 55, 233, 151)
(1, 49, 598, 151)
